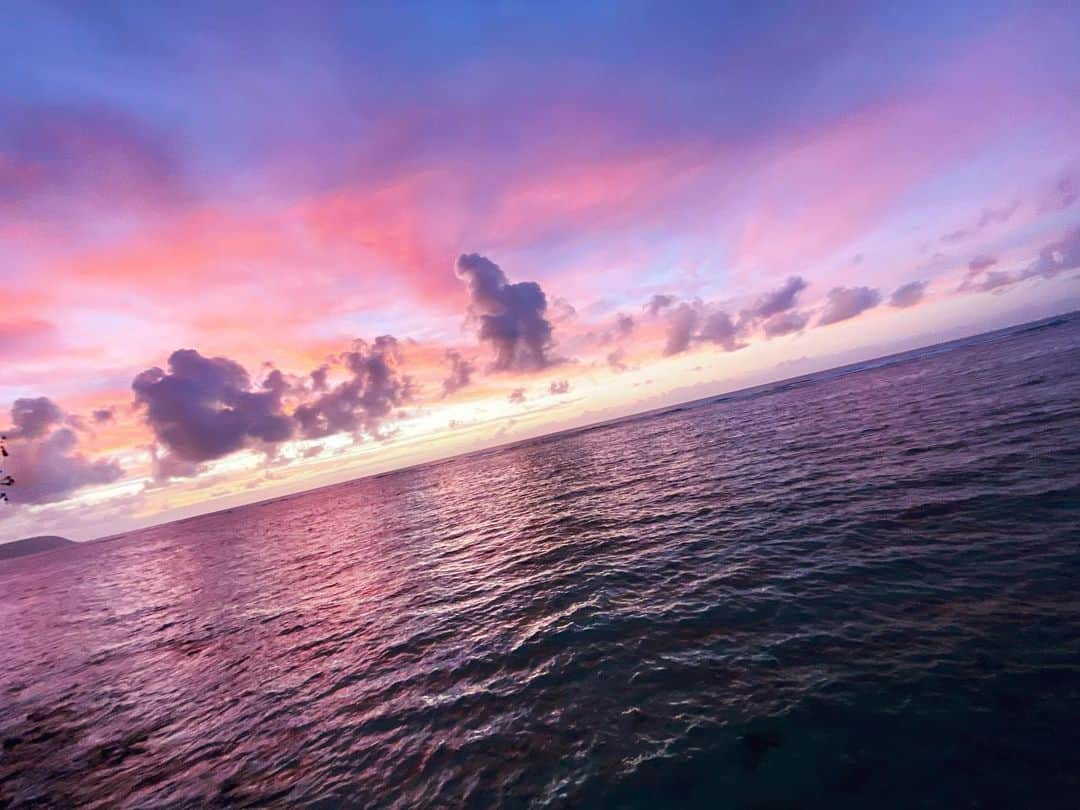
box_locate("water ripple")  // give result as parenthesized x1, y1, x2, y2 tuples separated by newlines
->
(2, 314, 1080, 808)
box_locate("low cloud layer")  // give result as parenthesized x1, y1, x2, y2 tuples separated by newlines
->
(644, 294, 676, 316)
(1025, 226, 1080, 279)
(8, 397, 64, 440)
(762, 310, 809, 337)
(127, 336, 412, 480)
(441, 350, 474, 397)
(698, 310, 741, 351)
(612, 313, 635, 339)
(818, 286, 882, 326)
(890, 280, 927, 308)
(294, 336, 410, 439)
(650, 276, 810, 355)
(740, 276, 810, 338)
(455, 253, 554, 371)
(750, 276, 807, 320)
(3, 398, 122, 504)
(663, 302, 700, 356)
(133, 349, 294, 464)
(960, 226, 1080, 293)
(606, 348, 628, 372)
(650, 297, 746, 356)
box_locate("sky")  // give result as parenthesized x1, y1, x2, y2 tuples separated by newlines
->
(2, 0, 1079, 542)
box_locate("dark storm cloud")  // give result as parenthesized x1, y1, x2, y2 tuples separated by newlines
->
(133, 348, 294, 464)
(441, 350, 474, 397)
(818, 286, 881, 326)
(762, 310, 809, 337)
(294, 336, 411, 439)
(4, 398, 123, 504)
(549, 380, 570, 395)
(889, 280, 927, 308)
(8, 396, 63, 439)
(749, 275, 807, 319)
(508, 388, 526, 404)
(455, 253, 554, 372)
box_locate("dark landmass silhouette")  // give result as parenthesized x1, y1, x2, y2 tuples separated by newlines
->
(0, 535, 75, 561)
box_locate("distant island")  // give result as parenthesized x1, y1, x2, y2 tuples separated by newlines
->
(0, 535, 76, 561)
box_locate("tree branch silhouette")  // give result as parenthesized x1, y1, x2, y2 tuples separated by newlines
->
(0, 435, 13, 502)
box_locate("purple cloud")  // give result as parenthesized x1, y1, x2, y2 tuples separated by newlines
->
(612, 313, 635, 339)
(960, 226, 1080, 293)
(961, 269, 1014, 293)
(644, 294, 676, 316)
(8, 397, 64, 440)
(698, 310, 742, 351)
(662, 302, 700, 356)
(818, 286, 881, 326)
(1022, 226, 1080, 280)
(750, 276, 808, 319)
(441, 350, 474, 397)
(889, 280, 927, 308)
(133, 348, 294, 466)
(652, 297, 744, 356)
(455, 253, 554, 372)
(762, 310, 809, 337)
(294, 336, 410, 439)
(92, 407, 115, 424)
(4, 398, 122, 504)
(606, 348, 628, 372)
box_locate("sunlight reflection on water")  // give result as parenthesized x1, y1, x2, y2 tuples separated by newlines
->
(2, 314, 1079, 808)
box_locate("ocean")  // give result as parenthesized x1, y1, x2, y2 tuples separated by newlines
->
(2, 313, 1079, 808)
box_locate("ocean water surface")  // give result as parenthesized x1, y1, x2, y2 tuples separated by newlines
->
(2, 314, 1079, 808)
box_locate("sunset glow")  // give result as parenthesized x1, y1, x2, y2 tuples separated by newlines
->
(3, 2, 1079, 540)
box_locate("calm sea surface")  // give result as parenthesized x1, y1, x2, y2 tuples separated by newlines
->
(2, 314, 1079, 808)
